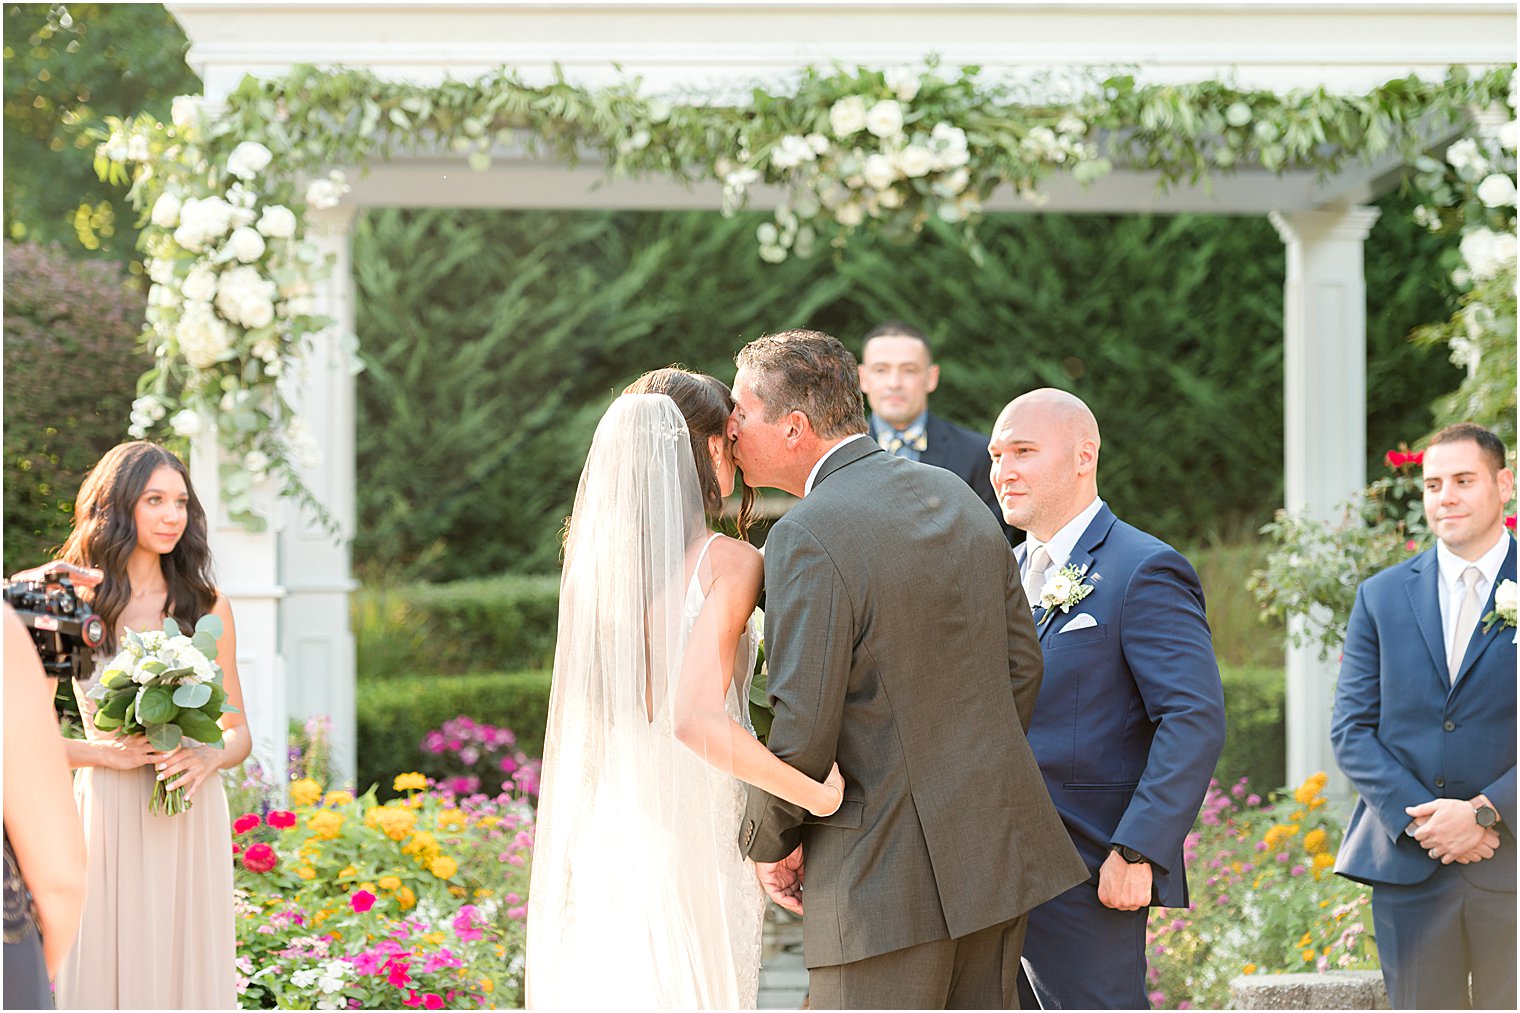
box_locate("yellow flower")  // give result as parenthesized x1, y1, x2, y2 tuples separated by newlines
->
(1298, 931, 1313, 948)
(393, 772, 428, 792)
(1242, 964, 1257, 975)
(449, 885, 467, 898)
(422, 931, 446, 946)
(1313, 852, 1336, 871)
(378, 876, 403, 892)
(1301, 949, 1315, 963)
(1263, 823, 1299, 848)
(298, 866, 316, 880)
(313, 908, 331, 925)
(476, 815, 500, 828)
(1303, 829, 1328, 854)
(437, 809, 466, 831)
(430, 855, 459, 879)
(397, 886, 416, 910)
(480, 977, 494, 994)
(308, 810, 344, 840)
(365, 805, 418, 842)
(324, 790, 354, 807)
(403, 830, 439, 860)
(1294, 772, 1328, 805)
(290, 778, 323, 808)
(358, 881, 376, 893)
(338, 866, 358, 879)
(1308, 796, 1326, 809)
(474, 888, 493, 899)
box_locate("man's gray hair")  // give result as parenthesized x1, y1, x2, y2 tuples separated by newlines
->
(735, 329, 869, 439)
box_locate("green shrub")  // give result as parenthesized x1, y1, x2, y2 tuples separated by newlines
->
(1216, 664, 1286, 791)
(353, 575, 559, 680)
(3, 241, 150, 573)
(355, 670, 552, 796)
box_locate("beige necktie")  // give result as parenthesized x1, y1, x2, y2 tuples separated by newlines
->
(1448, 565, 1484, 681)
(1023, 544, 1051, 611)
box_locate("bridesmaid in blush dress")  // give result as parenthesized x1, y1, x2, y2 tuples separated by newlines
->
(23, 443, 251, 1010)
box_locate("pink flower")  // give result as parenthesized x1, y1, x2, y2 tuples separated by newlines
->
(507, 905, 528, 920)
(242, 843, 278, 874)
(453, 905, 484, 942)
(505, 892, 521, 905)
(1231, 782, 1246, 798)
(1149, 991, 1166, 1005)
(351, 890, 377, 913)
(402, 992, 422, 1008)
(1291, 864, 1306, 877)
(1170, 918, 1185, 932)
(267, 810, 297, 829)
(499, 755, 519, 775)
(1276, 852, 1290, 863)
(233, 813, 262, 834)
(386, 959, 412, 988)
(1247, 794, 1261, 806)
(423, 995, 444, 1010)
(1255, 841, 1268, 852)
(1506, 515, 1517, 531)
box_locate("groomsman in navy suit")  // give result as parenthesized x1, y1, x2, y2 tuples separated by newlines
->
(995, 389, 1227, 1009)
(1331, 422, 1516, 1010)
(857, 321, 1014, 540)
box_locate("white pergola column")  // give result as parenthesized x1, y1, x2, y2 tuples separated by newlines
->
(193, 429, 287, 795)
(278, 203, 360, 785)
(1269, 205, 1381, 798)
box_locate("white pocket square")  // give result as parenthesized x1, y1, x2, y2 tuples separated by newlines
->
(1058, 613, 1097, 633)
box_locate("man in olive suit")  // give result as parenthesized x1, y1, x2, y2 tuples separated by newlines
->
(730, 329, 1086, 1009)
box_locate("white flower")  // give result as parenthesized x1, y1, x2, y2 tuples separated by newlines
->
(835, 202, 864, 227)
(290, 968, 320, 990)
(1445, 138, 1488, 175)
(215, 266, 278, 329)
(127, 134, 150, 162)
(287, 416, 321, 469)
(129, 396, 167, 436)
(929, 122, 970, 169)
(244, 450, 270, 477)
(863, 153, 898, 190)
(148, 284, 176, 308)
(173, 197, 236, 252)
(806, 133, 830, 155)
(878, 187, 904, 209)
(770, 134, 819, 171)
(181, 264, 218, 303)
(171, 95, 201, 133)
(255, 204, 297, 239)
(169, 409, 201, 439)
(304, 171, 350, 210)
(885, 68, 921, 103)
(895, 144, 934, 178)
(1458, 227, 1518, 281)
(1499, 120, 1519, 152)
(1476, 173, 1517, 208)
(226, 226, 266, 264)
(935, 166, 971, 196)
(175, 302, 232, 369)
(151, 192, 182, 228)
(864, 99, 904, 139)
(226, 141, 273, 181)
(316, 959, 347, 994)
(1036, 563, 1097, 623)
(1044, 573, 1075, 604)
(1496, 579, 1517, 615)
(1057, 114, 1087, 137)
(147, 258, 177, 285)
(829, 96, 868, 138)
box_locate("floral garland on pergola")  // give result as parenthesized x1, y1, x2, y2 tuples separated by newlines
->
(95, 60, 1515, 531)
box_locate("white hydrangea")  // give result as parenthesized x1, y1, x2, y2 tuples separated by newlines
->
(175, 302, 233, 369)
(864, 99, 904, 139)
(226, 141, 273, 181)
(215, 266, 278, 329)
(829, 96, 868, 139)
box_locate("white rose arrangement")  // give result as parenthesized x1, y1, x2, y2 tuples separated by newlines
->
(1037, 564, 1097, 626)
(1482, 578, 1517, 643)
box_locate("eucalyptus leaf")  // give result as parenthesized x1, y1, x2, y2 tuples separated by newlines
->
(192, 630, 219, 659)
(195, 614, 224, 640)
(172, 683, 213, 709)
(146, 723, 183, 752)
(176, 709, 223, 746)
(137, 687, 176, 725)
(162, 616, 182, 638)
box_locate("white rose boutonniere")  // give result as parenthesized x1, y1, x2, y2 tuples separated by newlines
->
(1037, 564, 1096, 626)
(1482, 578, 1517, 643)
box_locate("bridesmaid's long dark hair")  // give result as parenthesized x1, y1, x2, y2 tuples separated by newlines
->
(58, 442, 217, 651)
(624, 367, 757, 540)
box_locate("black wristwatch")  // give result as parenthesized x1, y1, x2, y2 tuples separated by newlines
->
(1111, 844, 1150, 865)
(1475, 804, 1499, 828)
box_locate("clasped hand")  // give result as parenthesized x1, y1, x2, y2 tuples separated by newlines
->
(755, 844, 805, 916)
(99, 735, 218, 801)
(1406, 798, 1501, 864)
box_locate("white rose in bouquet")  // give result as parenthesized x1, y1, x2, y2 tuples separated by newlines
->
(226, 141, 274, 180)
(829, 96, 868, 139)
(181, 264, 218, 303)
(175, 302, 232, 369)
(895, 144, 934, 178)
(1477, 173, 1517, 208)
(865, 99, 904, 139)
(807, 133, 830, 155)
(878, 187, 904, 209)
(863, 153, 898, 190)
(256, 204, 297, 239)
(148, 284, 177, 308)
(151, 193, 183, 228)
(835, 202, 865, 227)
(227, 226, 267, 264)
(215, 266, 279, 329)
(930, 123, 970, 169)
(169, 409, 202, 439)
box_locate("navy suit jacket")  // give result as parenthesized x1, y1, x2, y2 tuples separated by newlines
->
(1019, 505, 1226, 908)
(919, 412, 1014, 541)
(1331, 537, 1517, 890)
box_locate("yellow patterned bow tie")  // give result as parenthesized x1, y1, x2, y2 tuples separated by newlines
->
(878, 426, 928, 455)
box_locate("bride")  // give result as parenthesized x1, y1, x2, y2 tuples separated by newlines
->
(526, 368, 845, 1009)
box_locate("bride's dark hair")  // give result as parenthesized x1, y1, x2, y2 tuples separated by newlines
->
(624, 367, 756, 540)
(57, 441, 217, 652)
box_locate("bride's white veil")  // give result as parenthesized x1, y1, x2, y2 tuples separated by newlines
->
(527, 393, 747, 1008)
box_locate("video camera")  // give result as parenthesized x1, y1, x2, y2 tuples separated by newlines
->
(3, 567, 106, 680)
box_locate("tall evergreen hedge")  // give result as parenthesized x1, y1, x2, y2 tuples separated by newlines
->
(353, 193, 1459, 581)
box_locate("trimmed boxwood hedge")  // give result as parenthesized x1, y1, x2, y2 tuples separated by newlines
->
(353, 575, 559, 681)
(354, 669, 553, 797)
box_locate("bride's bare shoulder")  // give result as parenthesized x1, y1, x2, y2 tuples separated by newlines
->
(707, 534, 763, 579)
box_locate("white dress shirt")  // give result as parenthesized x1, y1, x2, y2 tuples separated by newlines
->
(1021, 496, 1105, 585)
(803, 433, 872, 497)
(1435, 530, 1513, 649)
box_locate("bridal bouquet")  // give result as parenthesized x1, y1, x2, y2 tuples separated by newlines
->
(88, 615, 237, 815)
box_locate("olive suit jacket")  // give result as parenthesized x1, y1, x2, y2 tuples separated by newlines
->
(738, 438, 1088, 968)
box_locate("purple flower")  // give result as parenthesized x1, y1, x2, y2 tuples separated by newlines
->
(1276, 852, 1290, 863)
(1148, 991, 1166, 1005)
(1247, 794, 1262, 806)
(1291, 864, 1306, 877)
(1255, 841, 1269, 852)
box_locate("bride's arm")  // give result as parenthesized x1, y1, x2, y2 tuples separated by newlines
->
(673, 539, 843, 818)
